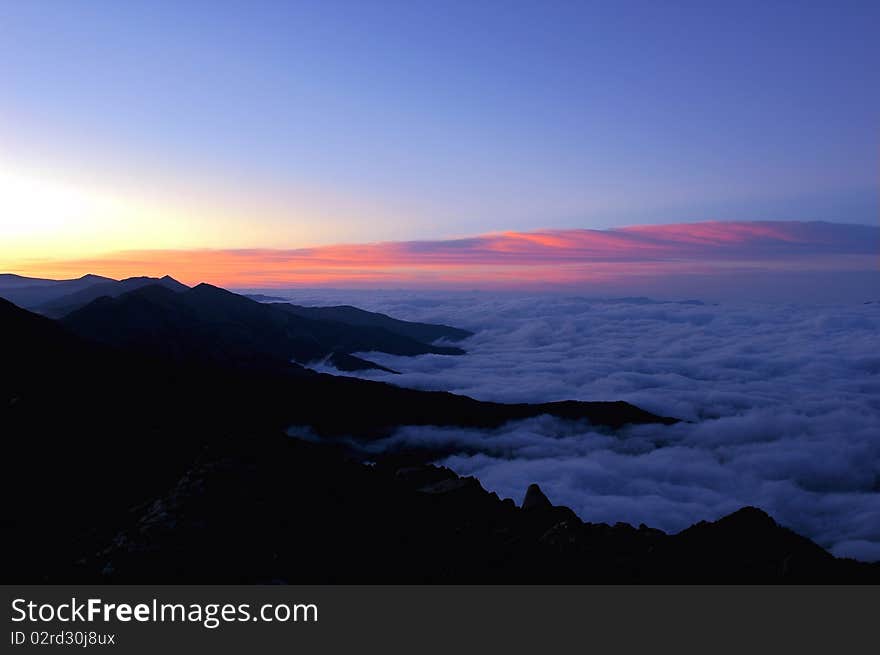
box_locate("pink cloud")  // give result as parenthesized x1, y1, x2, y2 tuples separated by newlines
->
(9, 221, 877, 290)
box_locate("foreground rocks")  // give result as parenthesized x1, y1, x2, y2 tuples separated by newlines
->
(70, 435, 879, 584)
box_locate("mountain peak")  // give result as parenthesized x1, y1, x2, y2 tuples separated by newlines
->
(191, 282, 224, 292)
(717, 506, 777, 530)
(522, 483, 553, 510)
(189, 283, 243, 298)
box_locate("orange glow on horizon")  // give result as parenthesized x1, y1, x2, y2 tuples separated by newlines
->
(3, 221, 874, 289)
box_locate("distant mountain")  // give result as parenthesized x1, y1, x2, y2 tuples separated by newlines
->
(0, 273, 116, 308)
(4, 274, 471, 345)
(0, 273, 57, 288)
(61, 283, 466, 372)
(273, 303, 473, 343)
(38, 275, 189, 318)
(0, 272, 111, 289)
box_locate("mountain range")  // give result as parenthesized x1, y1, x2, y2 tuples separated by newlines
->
(1, 273, 877, 583)
(1, 273, 471, 372)
(0, 273, 115, 308)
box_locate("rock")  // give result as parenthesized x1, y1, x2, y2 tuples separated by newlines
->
(418, 476, 483, 495)
(522, 483, 552, 510)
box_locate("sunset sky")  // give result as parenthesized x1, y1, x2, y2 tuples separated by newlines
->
(1, 1, 877, 289)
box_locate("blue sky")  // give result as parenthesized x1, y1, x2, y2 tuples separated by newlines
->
(1, 0, 877, 258)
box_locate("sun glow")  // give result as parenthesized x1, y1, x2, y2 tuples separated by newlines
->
(0, 166, 153, 260)
(0, 161, 411, 270)
(0, 164, 243, 265)
(1, 169, 108, 237)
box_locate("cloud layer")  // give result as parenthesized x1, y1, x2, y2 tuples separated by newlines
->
(10, 221, 878, 300)
(293, 292, 880, 561)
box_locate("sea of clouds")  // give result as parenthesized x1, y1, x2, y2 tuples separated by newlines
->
(262, 289, 880, 561)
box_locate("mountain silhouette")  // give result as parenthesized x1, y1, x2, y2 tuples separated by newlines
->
(2, 292, 683, 583)
(273, 303, 472, 343)
(0, 272, 110, 289)
(60, 282, 465, 372)
(38, 275, 189, 318)
(52, 435, 880, 583)
(0, 273, 115, 308)
(3, 284, 875, 583)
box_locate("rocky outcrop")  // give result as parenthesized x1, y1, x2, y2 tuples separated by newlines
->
(68, 436, 880, 584)
(522, 483, 552, 510)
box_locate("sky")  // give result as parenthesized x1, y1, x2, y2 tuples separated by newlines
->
(1, 1, 878, 289)
(7, 221, 877, 301)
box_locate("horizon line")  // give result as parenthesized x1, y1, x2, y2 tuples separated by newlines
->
(2, 219, 877, 293)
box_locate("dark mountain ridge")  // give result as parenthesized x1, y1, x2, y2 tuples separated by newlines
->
(2, 273, 472, 373)
(38, 274, 189, 317)
(60, 283, 465, 372)
(0, 272, 111, 288)
(2, 285, 876, 582)
(2, 292, 686, 582)
(49, 435, 880, 583)
(272, 302, 473, 343)
(0, 273, 116, 307)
